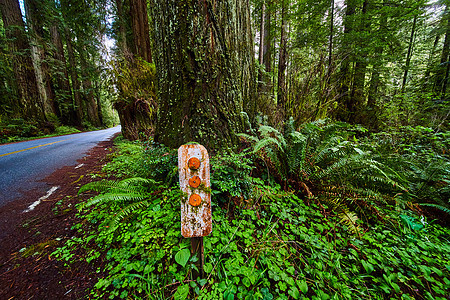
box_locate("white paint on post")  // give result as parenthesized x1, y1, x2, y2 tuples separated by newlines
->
(178, 144, 212, 237)
(23, 186, 59, 213)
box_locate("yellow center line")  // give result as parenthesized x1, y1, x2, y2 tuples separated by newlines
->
(0, 138, 73, 157)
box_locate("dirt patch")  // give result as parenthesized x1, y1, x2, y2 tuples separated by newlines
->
(0, 134, 120, 299)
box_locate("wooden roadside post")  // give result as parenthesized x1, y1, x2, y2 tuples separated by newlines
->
(178, 144, 212, 278)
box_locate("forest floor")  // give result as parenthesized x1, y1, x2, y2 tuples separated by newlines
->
(0, 134, 119, 299)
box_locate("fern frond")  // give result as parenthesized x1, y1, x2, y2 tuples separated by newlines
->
(236, 133, 260, 143)
(418, 203, 450, 214)
(338, 210, 360, 235)
(80, 192, 149, 209)
(253, 137, 285, 154)
(107, 200, 150, 231)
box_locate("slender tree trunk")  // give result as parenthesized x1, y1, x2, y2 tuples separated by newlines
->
(258, 2, 266, 85)
(277, 0, 288, 121)
(349, 0, 370, 123)
(336, 0, 356, 122)
(424, 35, 440, 89)
(327, 0, 334, 82)
(435, 9, 450, 97)
(0, 0, 43, 120)
(49, 22, 74, 122)
(80, 49, 101, 127)
(401, 14, 417, 93)
(64, 26, 83, 126)
(263, 1, 272, 89)
(149, 0, 252, 150)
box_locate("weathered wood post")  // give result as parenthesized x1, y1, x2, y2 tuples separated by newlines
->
(178, 144, 212, 278)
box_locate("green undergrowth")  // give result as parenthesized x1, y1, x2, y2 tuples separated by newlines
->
(52, 121, 450, 299)
(0, 117, 83, 144)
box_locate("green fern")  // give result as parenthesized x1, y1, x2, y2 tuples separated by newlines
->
(78, 177, 161, 232)
(239, 118, 405, 232)
(418, 203, 450, 215)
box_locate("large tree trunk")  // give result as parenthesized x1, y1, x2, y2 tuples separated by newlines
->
(24, 0, 55, 120)
(150, 0, 253, 151)
(129, 0, 152, 63)
(113, 0, 155, 140)
(0, 0, 43, 120)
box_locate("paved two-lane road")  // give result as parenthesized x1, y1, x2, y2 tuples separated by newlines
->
(0, 126, 121, 207)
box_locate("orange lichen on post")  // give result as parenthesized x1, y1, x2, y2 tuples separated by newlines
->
(189, 176, 201, 188)
(189, 194, 202, 206)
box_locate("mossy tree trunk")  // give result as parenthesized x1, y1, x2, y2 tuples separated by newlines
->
(0, 0, 44, 120)
(149, 0, 255, 151)
(113, 0, 155, 140)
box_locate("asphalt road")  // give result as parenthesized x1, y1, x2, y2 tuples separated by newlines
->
(0, 126, 121, 207)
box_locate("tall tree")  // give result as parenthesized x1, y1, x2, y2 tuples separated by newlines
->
(112, 0, 156, 140)
(150, 0, 255, 150)
(0, 0, 43, 120)
(277, 0, 288, 121)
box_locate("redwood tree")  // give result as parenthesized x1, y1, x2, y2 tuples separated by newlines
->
(0, 0, 43, 120)
(149, 0, 255, 150)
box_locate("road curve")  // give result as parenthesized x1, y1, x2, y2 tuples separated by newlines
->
(0, 126, 121, 207)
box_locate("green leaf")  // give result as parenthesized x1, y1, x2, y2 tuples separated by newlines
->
(203, 262, 213, 273)
(198, 278, 207, 286)
(173, 284, 189, 300)
(297, 280, 308, 294)
(288, 286, 300, 299)
(175, 248, 190, 267)
(362, 260, 374, 274)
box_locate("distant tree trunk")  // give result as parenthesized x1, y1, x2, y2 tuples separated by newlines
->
(401, 14, 417, 93)
(336, 0, 356, 122)
(129, 0, 152, 63)
(49, 21, 74, 123)
(80, 49, 101, 127)
(0, 0, 43, 120)
(64, 26, 83, 126)
(277, 0, 288, 121)
(327, 0, 334, 83)
(258, 2, 266, 85)
(150, 0, 253, 150)
(424, 35, 440, 89)
(115, 0, 129, 55)
(435, 9, 450, 98)
(113, 0, 155, 140)
(263, 1, 273, 90)
(349, 0, 370, 123)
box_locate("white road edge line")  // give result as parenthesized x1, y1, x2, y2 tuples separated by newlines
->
(23, 186, 59, 213)
(75, 164, 84, 169)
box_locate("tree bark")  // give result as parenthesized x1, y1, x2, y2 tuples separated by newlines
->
(336, 0, 356, 122)
(63, 25, 83, 126)
(401, 14, 417, 93)
(129, 0, 152, 62)
(435, 8, 450, 98)
(277, 0, 288, 121)
(149, 0, 253, 151)
(0, 0, 43, 120)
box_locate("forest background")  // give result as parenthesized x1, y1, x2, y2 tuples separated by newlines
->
(0, 0, 448, 141)
(0, 0, 450, 299)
